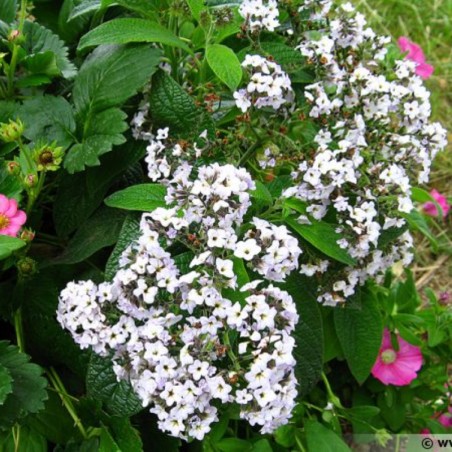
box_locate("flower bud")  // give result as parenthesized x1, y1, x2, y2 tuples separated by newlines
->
(20, 229, 35, 243)
(24, 174, 37, 188)
(6, 161, 20, 175)
(16, 257, 38, 278)
(0, 119, 24, 143)
(8, 30, 21, 42)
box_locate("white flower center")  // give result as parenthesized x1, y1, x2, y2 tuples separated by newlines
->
(381, 349, 397, 364)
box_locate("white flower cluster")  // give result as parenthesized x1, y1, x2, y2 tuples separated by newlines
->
(238, 0, 280, 32)
(58, 162, 302, 440)
(234, 55, 294, 113)
(130, 122, 210, 181)
(283, 2, 447, 304)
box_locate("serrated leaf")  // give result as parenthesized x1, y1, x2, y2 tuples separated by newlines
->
(186, 0, 206, 21)
(73, 44, 161, 116)
(206, 44, 242, 91)
(0, 364, 12, 405)
(0, 341, 48, 428)
(23, 21, 77, 79)
(78, 18, 191, 53)
(0, 0, 17, 23)
(251, 181, 273, 206)
(286, 216, 356, 266)
(68, 0, 104, 20)
(19, 96, 76, 149)
(105, 184, 167, 211)
(283, 272, 323, 396)
(105, 214, 141, 281)
(106, 417, 143, 452)
(304, 421, 350, 452)
(64, 107, 127, 172)
(54, 207, 127, 265)
(21, 51, 61, 77)
(86, 354, 143, 417)
(149, 71, 215, 139)
(0, 236, 26, 260)
(334, 294, 383, 383)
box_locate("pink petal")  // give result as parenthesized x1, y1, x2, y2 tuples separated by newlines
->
(423, 202, 438, 216)
(397, 37, 410, 53)
(9, 210, 27, 226)
(0, 195, 9, 214)
(371, 361, 400, 385)
(416, 63, 434, 80)
(0, 225, 18, 237)
(4, 198, 18, 217)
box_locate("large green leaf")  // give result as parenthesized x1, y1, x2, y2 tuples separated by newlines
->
(334, 294, 383, 383)
(0, 341, 48, 428)
(23, 21, 77, 79)
(0, 425, 47, 452)
(0, 364, 12, 405)
(64, 107, 127, 172)
(19, 96, 76, 149)
(283, 273, 323, 396)
(286, 216, 356, 266)
(149, 71, 214, 138)
(0, 236, 26, 260)
(105, 184, 167, 211)
(86, 354, 142, 417)
(304, 421, 350, 452)
(53, 207, 127, 265)
(54, 142, 145, 237)
(66, 44, 160, 172)
(206, 44, 242, 91)
(78, 18, 191, 53)
(0, 0, 17, 23)
(105, 214, 141, 280)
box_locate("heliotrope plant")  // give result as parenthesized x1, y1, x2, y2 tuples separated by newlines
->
(0, 0, 450, 450)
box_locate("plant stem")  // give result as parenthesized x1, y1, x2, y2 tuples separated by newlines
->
(6, 0, 28, 97)
(14, 308, 24, 352)
(47, 367, 89, 440)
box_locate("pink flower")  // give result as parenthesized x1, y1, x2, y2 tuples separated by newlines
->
(423, 189, 450, 218)
(0, 194, 27, 237)
(397, 37, 434, 79)
(371, 329, 423, 386)
(438, 408, 452, 429)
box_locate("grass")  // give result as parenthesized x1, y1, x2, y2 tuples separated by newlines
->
(354, 0, 452, 295)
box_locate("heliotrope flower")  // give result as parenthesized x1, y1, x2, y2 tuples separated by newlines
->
(397, 37, 434, 79)
(371, 329, 423, 386)
(423, 189, 450, 218)
(0, 194, 27, 237)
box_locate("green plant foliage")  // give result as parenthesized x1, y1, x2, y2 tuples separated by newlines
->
(104, 184, 167, 211)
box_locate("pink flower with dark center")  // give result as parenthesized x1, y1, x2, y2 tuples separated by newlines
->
(0, 194, 27, 237)
(423, 189, 450, 218)
(397, 37, 434, 79)
(371, 329, 423, 386)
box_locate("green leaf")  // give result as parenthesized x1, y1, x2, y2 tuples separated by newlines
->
(106, 417, 143, 452)
(223, 258, 250, 305)
(105, 184, 167, 211)
(0, 364, 13, 405)
(105, 214, 141, 280)
(0, 425, 47, 452)
(403, 209, 438, 249)
(86, 354, 142, 417)
(411, 187, 444, 217)
(0, 236, 26, 260)
(0, 341, 48, 428)
(206, 44, 242, 91)
(0, 0, 17, 23)
(78, 18, 191, 53)
(251, 439, 273, 452)
(21, 51, 61, 77)
(283, 273, 323, 396)
(19, 96, 76, 149)
(149, 71, 215, 139)
(23, 21, 77, 79)
(304, 421, 350, 452)
(250, 181, 273, 207)
(334, 294, 383, 383)
(346, 405, 380, 419)
(186, 0, 206, 21)
(25, 391, 79, 445)
(54, 207, 127, 265)
(99, 427, 121, 452)
(66, 44, 160, 172)
(64, 107, 127, 172)
(54, 142, 146, 237)
(216, 438, 251, 452)
(68, 0, 102, 20)
(274, 424, 296, 448)
(286, 216, 356, 266)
